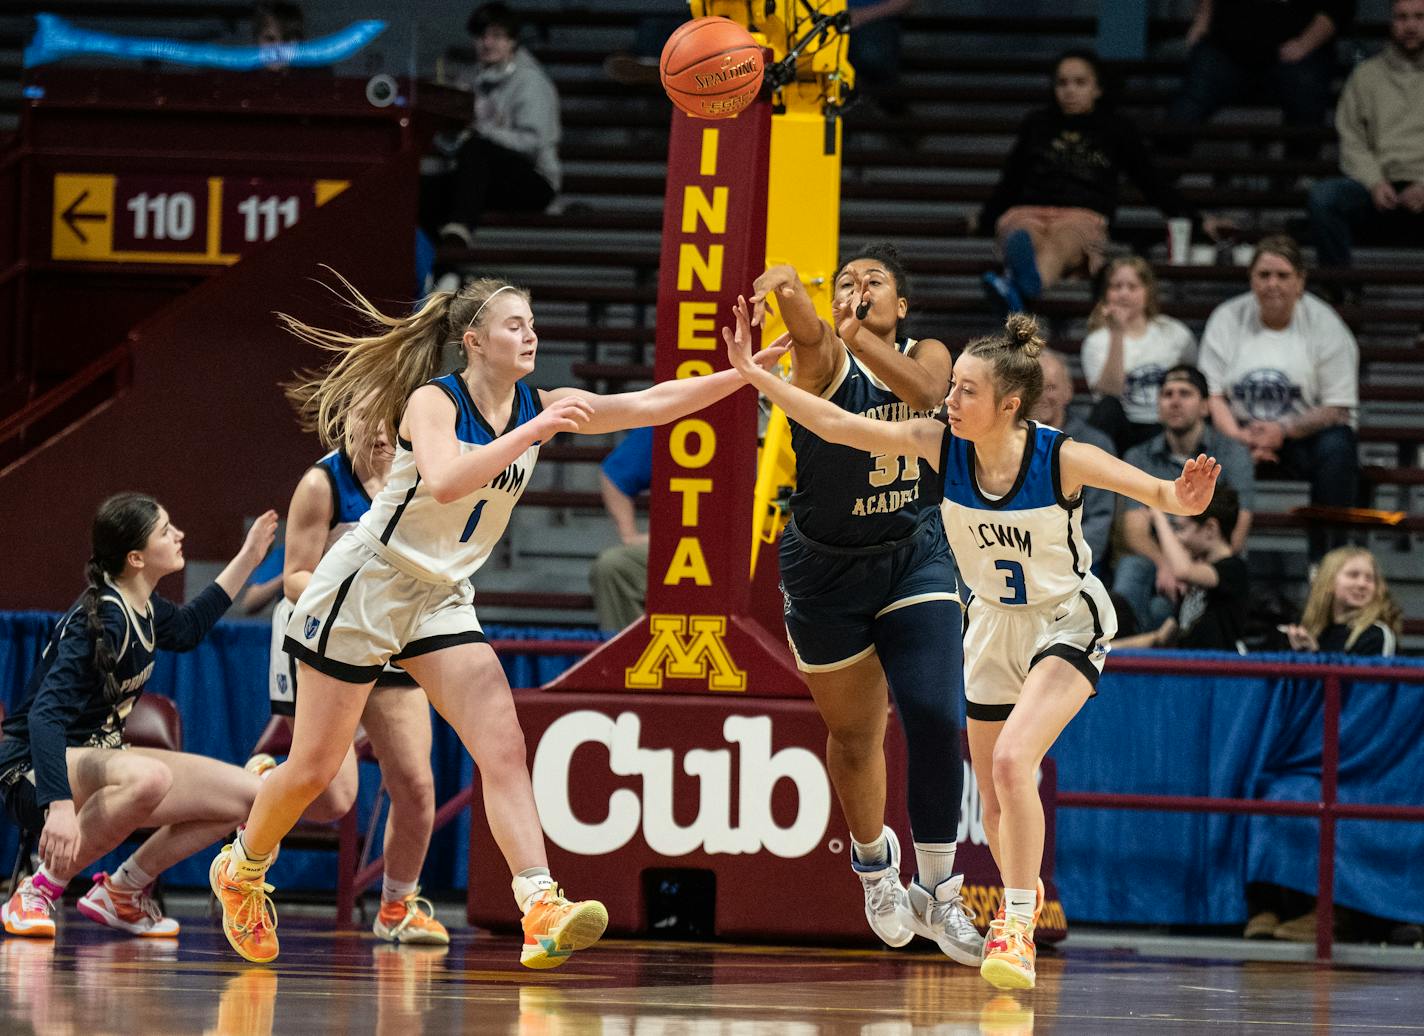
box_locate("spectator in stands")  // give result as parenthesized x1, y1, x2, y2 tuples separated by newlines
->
(1028, 349, 1117, 567)
(1276, 545, 1402, 654)
(1307, 0, 1424, 277)
(1114, 487, 1248, 650)
(591, 426, 653, 632)
(1198, 235, 1359, 560)
(1167, 0, 1353, 161)
(1081, 257, 1198, 454)
(425, 3, 561, 249)
(1114, 365, 1256, 632)
(253, 1, 305, 46)
(603, 7, 684, 87)
(1246, 544, 1407, 944)
(976, 50, 1230, 315)
(846, 0, 914, 113)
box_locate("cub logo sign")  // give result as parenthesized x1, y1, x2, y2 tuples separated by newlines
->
(532, 710, 831, 859)
(624, 614, 747, 691)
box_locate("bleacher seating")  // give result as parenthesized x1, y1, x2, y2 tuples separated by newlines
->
(432, 9, 1423, 645)
(4, 7, 1418, 645)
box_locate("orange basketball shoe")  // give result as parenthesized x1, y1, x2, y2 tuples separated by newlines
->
(2, 875, 59, 938)
(209, 845, 279, 964)
(77, 873, 180, 937)
(519, 886, 608, 970)
(373, 890, 450, 945)
(981, 916, 1037, 990)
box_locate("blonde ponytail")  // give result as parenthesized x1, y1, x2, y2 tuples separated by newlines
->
(281, 270, 529, 450)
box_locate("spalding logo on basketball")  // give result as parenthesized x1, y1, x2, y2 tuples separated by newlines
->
(659, 16, 765, 120)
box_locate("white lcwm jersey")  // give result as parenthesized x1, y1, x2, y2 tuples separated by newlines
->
(938, 422, 1092, 609)
(356, 373, 542, 583)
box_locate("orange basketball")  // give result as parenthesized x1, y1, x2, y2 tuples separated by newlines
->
(659, 17, 764, 120)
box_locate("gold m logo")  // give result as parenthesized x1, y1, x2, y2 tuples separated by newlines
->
(625, 614, 747, 692)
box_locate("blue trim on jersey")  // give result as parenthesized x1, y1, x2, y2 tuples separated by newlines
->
(315, 450, 372, 527)
(434, 373, 542, 445)
(942, 422, 1065, 512)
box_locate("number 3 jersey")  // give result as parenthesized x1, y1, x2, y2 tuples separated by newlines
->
(938, 421, 1092, 608)
(787, 340, 941, 548)
(356, 373, 543, 583)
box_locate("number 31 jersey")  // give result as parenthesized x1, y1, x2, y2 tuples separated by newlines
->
(787, 340, 940, 549)
(938, 422, 1091, 608)
(357, 373, 542, 583)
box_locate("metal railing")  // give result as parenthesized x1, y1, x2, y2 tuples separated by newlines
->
(1057, 654, 1424, 960)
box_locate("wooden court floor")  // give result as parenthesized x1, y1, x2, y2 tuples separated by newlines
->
(0, 912, 1420, 1034)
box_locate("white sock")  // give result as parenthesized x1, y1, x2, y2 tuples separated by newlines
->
(1004, 886, 1038, 927)
(230, 829, 272, 881)
(914, 842, 956, 891)
(512, 866, 554, 913)
(110, 856, 156, 892)
(382, 875, 418, 904)
(851, 830, 889, 869)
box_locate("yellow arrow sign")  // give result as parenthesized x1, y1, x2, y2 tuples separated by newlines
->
(52, 174, 115, 260)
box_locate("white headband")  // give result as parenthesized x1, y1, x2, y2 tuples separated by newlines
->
(465, 285, 516, 330)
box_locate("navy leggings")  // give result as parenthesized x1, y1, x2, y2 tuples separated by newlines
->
(874, 598, 965, 844)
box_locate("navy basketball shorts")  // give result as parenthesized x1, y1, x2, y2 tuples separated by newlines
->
(779, 515, 960, 673)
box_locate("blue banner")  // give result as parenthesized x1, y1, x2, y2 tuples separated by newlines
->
(24, 14, 386, 71)
(1053, 650, 1424, 926)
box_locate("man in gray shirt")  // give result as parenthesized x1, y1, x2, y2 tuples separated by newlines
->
(1031, 349, 1118, 568)
(1114, 365, 1256, 629)
(434, 2, 562, 247)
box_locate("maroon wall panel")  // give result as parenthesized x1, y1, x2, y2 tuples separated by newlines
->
(0, 154, 418, 610)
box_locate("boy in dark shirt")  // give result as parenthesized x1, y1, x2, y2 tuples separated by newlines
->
(1115, 487, 1247, 650)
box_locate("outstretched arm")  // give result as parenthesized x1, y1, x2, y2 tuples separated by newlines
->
(750, 264, 840, 395)
(724, 296, 944, 469)
(409, 385, 593, 503)
(541, 336, 788, 437)
(1061, 439, 1220, 515)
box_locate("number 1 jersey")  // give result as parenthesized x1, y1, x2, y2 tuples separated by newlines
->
(357, 373, 542, 583)
(938, 422, 1091, 609)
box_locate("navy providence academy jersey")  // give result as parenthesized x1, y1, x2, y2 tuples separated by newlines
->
(788, 343, 941, 549)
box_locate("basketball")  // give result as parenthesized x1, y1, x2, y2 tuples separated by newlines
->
(659, 17, 765, 120)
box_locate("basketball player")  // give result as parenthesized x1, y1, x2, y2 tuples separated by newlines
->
(210, 275, 788, 966)
(726, 302, 1219, 990)
(261, 391, 448, 944)
(0, 494, 277, 939)
(748, 245, 981, 965)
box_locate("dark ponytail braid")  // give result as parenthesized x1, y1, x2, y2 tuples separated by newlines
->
(85, 493, 162, 698)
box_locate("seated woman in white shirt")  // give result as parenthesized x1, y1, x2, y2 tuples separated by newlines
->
(1082, 256, 1198, 454)
(1197, 235, 1360, 560)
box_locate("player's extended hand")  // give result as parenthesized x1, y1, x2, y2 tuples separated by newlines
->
(532, 395, 594, 439)
(725, 297, 791, 378)
(723, 295, 758, 373)
(240, 510, 279, 565)
(833, 269, 869, 345)
(1175, 454, 1221, 514)
(749, 264, 799, 327)
(39, 800, 80, 875)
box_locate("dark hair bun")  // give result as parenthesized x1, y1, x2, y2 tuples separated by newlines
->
(1004, 313, 1045, 358)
